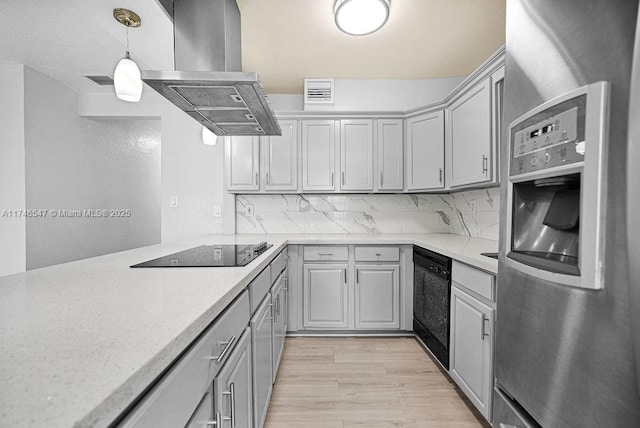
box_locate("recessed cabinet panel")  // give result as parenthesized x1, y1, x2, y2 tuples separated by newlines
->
(214, 327, 253, 428)
(303, 264, 348, 329)
(355, 265, 400, 329)
(302, 120, 336, 191)
(340, 119, 374, 191)
(448, 79, 492, 187)
(377, 119, 404, 190)
(250, 297, 273, 428)
(226, 136, 260, 191)
(450, 286, 494, 420)
(406, 111, 445, 190)
(263, 120, 298, 191)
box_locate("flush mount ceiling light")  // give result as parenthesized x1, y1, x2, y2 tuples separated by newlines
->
(334, 0, 390, 36)
(113, 8, 143, 102)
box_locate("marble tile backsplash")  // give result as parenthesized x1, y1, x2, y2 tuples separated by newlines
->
(236, 187, 500, 240)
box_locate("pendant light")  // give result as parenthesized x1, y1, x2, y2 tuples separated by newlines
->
(202, 126, 218, 146)
(334, 0, 390, 36)
(113, 8, 143, 103)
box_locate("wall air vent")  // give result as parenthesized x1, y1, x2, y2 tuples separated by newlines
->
(304, 78, 334, 108)
(85, 75, 114, 86)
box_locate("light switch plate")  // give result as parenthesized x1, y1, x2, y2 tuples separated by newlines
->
(170, 196, 179, 208)
(469, 199, 477, 213)
(246, 204, 254, 217)
(213, 205, 222, 217)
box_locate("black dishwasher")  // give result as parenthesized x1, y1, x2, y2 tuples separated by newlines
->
(413, 246, 452, 369)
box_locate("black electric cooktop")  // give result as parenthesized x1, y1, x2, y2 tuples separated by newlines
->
(130, 242, 272, 268)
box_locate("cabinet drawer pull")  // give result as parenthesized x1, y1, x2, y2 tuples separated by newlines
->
(221, 383, 236, 428)
(481, 315, 490, 340)
(482, 155, 488, 174)
(210, 335, 237, 363)
(317, 252, 334, 256)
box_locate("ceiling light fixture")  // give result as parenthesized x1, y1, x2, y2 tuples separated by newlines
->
(334, 0, 390, 36)
(113, 8, 143, 103)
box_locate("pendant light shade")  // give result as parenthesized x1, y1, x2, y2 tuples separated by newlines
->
(334, 0, 390, 36)
(114, 53, 143, 102)
(113, 8, 143, 103)
(202, 126, 218, 145)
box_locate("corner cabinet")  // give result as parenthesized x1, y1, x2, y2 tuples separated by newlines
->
(449, 261, 496, 422)
(262, 120, 298, 191)
(225, 136, 260, 191)
(405, 111, 445, 191)
(447, 65, 505, 188)
(302, 120, 337, 191)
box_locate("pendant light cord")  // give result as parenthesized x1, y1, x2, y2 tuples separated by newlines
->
(125, 25, 130, 59)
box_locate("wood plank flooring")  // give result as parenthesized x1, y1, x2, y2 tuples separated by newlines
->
(264, 337, 490, 428)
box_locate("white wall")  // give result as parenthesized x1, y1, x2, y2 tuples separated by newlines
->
(23, 68, 162, 270)
(269, 77, 465, 112)
(0, 65, 26, 276)
(79, 88, 227, 243)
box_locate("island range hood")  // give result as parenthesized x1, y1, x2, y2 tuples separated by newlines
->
(142, 0, 281, 136)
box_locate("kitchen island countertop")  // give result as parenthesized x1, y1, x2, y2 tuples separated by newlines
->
(0, 233, 497, 427)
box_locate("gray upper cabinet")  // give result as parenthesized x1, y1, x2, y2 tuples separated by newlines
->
(263, 120, 298, 192)
(376, 119, 404, 191)
(405, 111, 445, 191)
(225, 136, 260, 191)
(447, 79, 492, 187)
(302, 120, 337, 191)
(340, 119, 374, 191)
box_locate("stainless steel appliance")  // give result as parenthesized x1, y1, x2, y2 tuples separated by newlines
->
(413, 247, 451, 369)
(504, 82, 608, 289)
(141, 0, 281, 136)
(130, 242, 272, 267)
(495, 1, 640, 426)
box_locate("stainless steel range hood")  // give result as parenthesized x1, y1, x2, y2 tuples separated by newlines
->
(142, 0, 281, 136)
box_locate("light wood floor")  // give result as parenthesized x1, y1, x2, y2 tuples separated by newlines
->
(264, 337, 490, 428)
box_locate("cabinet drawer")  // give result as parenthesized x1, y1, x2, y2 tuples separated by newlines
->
(120, 291, 250, 428)
(452, 260, 495, 302)
(250, 266, 271, 314)
(355, 246, 399, 262)
(303, 246, 348, 261)
(270, 250, 285, 284)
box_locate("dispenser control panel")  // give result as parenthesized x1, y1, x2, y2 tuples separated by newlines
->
(510, 94, 586, 176)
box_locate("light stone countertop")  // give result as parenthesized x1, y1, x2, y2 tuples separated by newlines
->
(0, 233, 497, 428)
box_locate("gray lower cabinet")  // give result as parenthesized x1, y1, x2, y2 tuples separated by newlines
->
(271, 272, 287, 380)
(250, 296, 273, 428)
(449, 285, 494, 421)
(214, 326, 253, 428)
(184, 387, 213, 428)
(354, 264, 400, 329)
(303, 263, 348, 329)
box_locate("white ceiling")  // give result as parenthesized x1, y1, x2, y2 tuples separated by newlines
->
(0, 0, 505, 95)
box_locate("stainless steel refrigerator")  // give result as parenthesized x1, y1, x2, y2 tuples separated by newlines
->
(494, 1, 640, 426)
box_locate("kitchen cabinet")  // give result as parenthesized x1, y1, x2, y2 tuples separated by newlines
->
(303, 263, 349, 329)
(447, 64, 504, 188)
(184, 387, 213, 428)
(340, 119, 374, 191)
(263, 120, 298, 191)
(250, 296, 273, 428)
(302, 120, 337, 191)
(376, 119, 403, 191)
(449, 261, 495, 421)
(225, 136, 260, 191)
(405, 111, 445, 190)
(214, 326, 253, 428)
(354, 264, 400, 329)
(271, 272, 287, 379)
